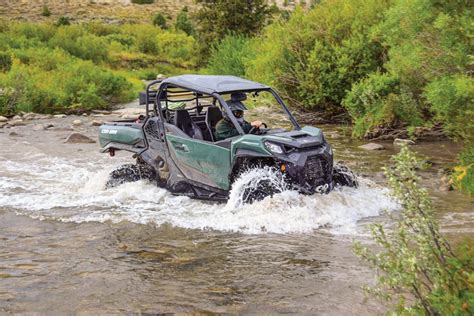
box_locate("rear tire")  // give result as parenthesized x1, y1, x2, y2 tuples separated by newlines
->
(106, 162, 156, 188)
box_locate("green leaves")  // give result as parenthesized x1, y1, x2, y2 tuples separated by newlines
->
(354, 146, 474, 314)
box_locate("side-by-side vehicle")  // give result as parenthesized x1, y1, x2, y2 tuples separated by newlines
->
(98, 75, 356, 202)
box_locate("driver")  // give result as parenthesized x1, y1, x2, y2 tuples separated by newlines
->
(214, 93, 263, 141)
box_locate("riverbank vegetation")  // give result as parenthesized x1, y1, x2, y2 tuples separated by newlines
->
(354, 146, 473, 314)
(0, 19, 196, 115)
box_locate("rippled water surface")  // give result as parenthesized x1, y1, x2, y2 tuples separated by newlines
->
(0, 114, 472, 314)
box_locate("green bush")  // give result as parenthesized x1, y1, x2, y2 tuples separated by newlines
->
(194, 0, 271, 60)
(343, 72, 423, 137)
(56, 16, 71, 26)
(0, 52, 12, 72)
(41, 5, 51, 17)
(453, 145, 474, 196)
(424, 75, 474, 141)
(155, 31, 196, 67)
(246, 0, 389, 113)
(49, 27, 109, 63)
(354, 146, 474, 314)
(152, 13, 167, 29)
(175, 9, 194, 35)
(207, 35, 250, 77)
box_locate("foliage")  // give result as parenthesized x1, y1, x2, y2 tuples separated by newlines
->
(343, 72, 423, 138)
(152, 13, 167, 29)
(354, 146, 474, 314)
(56, 16, 71, 26)
(41, 5, 51, 17)
(452, 145, 474, 196)
(0, 52, 12, 72)
(206, 35, 250, 77)
(246, 0, 389, 114)
(0, 20, 198, 115)
(193, 0, 272, 60)
(175, 8, 194, 36)
(245, 0, 472, 140)
(424, 75, 474, 141)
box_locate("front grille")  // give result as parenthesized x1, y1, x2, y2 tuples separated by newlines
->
(304, 155, 328, 181)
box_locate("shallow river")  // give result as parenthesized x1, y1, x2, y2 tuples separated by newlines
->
(0, 113, 472, 314)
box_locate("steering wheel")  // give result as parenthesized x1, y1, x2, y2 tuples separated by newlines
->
(248, 122, 268, 135)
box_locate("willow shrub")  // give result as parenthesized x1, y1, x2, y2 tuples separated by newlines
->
(0, 57, 133, 114)
(342, 72, 424, 138)
(245, 0, 388, 113)
(206, 34, 250, 77)
(354, 146, 474, 314)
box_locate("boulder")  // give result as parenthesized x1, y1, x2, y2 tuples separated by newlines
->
(394, 138, 415, 146)
(439, 174, 453, 192)
(32, 124, 46, 131)
(72, 119, 82, 126)
(358, 143, 385, 150)
(64, 132, 96, 144)
(90, 120, 103, 126)
(23, 113, 37, 120)
(45, 124, 55, 129)
(0, 116, 8, 122)
(9, 120, 25, 126)
(12, 115, 22, 120)
(54, 114, 67, 118)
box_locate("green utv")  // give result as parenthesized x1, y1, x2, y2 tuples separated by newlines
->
(99, 75, 357, 202)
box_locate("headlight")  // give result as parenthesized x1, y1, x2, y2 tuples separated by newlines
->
(264, 141, 283, 154)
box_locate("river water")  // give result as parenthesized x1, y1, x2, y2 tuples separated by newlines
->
(0, 113, 472, 314)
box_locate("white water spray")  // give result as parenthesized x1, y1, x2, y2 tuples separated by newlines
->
(0, 153, 399, 234)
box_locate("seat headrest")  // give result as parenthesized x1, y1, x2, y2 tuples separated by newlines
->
(230, 92, 247, 102)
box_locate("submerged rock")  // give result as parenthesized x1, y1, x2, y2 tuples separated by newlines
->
(72, 119, 82, 126)
(358, 143, 385, 150)
(8, 131, 23, 137)
(64, 132, 96, 144)
(32, 124, 46, 131)
(394, 138, 415, 146)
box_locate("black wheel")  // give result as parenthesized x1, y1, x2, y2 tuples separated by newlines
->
(106, 162, 156, 188)
(233, 167, 288, 204)
(332, 164, 358, 188)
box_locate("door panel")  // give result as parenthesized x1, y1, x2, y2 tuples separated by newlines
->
(166, 135, 231, 190)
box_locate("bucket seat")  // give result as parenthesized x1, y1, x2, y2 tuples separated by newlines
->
(205, 106, 223, 142)
(173, 110, 203, 140)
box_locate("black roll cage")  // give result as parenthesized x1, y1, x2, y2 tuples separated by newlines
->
(143, 79, 301, 136)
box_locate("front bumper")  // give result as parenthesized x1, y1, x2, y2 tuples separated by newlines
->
(277, 143, 334, 194)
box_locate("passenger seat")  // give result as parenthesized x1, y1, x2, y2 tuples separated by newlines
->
(173, 110, 203, 140)
(205, 106, 223, 142)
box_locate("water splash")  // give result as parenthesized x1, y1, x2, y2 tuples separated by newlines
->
(0, 153, 399, 235)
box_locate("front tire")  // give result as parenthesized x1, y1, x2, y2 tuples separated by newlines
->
(332, 164, 358, 188)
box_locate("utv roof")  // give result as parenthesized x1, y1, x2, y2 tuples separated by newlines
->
(161, 75, 270, 95)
